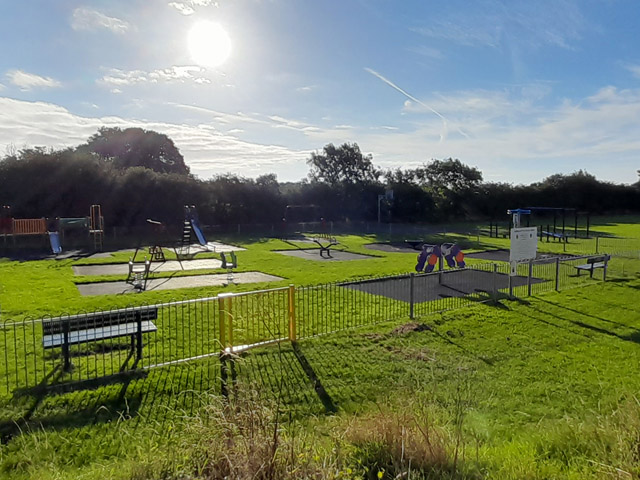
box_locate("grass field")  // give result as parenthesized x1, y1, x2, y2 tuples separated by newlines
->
(0, 217, 639, 479)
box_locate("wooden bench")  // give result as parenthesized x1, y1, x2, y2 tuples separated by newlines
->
(575, 255, 610, 278)
(404, 240, 425, 250)
(42, 307, 158, 371)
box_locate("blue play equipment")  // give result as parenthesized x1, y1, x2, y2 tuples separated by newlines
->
(190, 217, 207, 246)
(175, 205, 214, 260)
(48, 231, 62, 254)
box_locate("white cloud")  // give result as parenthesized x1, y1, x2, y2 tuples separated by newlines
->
(168, 0, 217, 16)
(71, 7, 129, 34)
(407, 45, 444, 60)
(6, 70, 62, 91)
(0, 97, 308, 180)
(412, 0, 587, 51)
(2, 83, 639, 184)
(624, 64, 640, 79)
(168, 2, 195, 15)
(0, 83, 5, 91)
(97, 66, 210, 87)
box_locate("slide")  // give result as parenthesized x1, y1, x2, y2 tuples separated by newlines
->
(190, 218, 207, 246)
(49, 231, 62, 254)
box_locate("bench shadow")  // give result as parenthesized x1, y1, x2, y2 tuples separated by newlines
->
(0, 371, 144, 444)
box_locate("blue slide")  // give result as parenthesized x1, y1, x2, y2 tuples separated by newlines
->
(190, 219, 207, 246)
(49, 231, 62, 254)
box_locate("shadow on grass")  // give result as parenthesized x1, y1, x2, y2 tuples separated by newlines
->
(0, 371, 142, 444)
(530, 299, 640, 346)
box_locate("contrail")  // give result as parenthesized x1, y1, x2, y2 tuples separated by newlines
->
(365, 67, 469, 142)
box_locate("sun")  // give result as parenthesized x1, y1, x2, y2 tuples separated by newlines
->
(188, 21, 232, 68)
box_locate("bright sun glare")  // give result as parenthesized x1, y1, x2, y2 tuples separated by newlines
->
(188, 21, 231, 68)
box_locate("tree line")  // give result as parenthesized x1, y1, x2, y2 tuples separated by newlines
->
(1, 127, 638, 228)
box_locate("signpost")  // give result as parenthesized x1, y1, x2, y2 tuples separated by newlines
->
(506, 209, 538, 297)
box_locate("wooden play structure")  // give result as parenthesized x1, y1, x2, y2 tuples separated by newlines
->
(0, 205, 104, 252)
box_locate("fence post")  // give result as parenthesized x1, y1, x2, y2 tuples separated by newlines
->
(288, 284, 297, 341)
(492, 263, 498, 304)
(218, 295, 227, 352)
(226, 296, 233, 349)
(596, 236, 599, 254)
(409, 273, 415, 319)
(555, 257, 560, 291)
(136, 310, 143, 361)
(508, 271, 513, 299)
(527, 259, 533, 297)
(63, 319, 71, 371)
(603, 255, 609, 282)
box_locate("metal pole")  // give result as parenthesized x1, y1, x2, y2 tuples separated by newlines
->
(136, 311, 143, 361)
(492, 263, 498, 304)
(527, 259, 533, 297)
(508, 272, 513, 299)
(409, 273, 415, 319)
(218, 296, 227, 353)
(63, 320, 71, 372)
(555, 257, 560, 291)
(595, 236, 599, 254)
(288, 284, 297, 341)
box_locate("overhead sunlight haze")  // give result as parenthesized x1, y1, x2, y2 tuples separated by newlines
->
(187, 21, 231, 68)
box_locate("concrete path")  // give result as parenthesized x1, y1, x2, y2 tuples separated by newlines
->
(77, 271, 284, 296)
(73, 258, 223, 276)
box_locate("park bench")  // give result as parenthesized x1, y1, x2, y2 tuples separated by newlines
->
(542, 231, 569, 243)
(404, 240, 425, 250)
(574, 255, 610, 278)
(42, 307, 158, 371)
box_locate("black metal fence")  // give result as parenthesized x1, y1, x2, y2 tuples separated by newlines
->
(0, 254, 617, 395)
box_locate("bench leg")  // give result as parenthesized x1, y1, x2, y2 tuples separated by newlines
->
(63, 324, 72, 371)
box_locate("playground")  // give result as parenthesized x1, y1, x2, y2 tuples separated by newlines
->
(0, 214, 639, 480)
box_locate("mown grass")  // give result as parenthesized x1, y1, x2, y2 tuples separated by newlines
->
(0, 216, 639, 478)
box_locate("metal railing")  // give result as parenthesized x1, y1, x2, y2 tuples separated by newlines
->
(0, 254, 617, 395)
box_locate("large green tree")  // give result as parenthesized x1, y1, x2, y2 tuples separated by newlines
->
(307, 143, 380, 185)
(81, 127, 190, 175)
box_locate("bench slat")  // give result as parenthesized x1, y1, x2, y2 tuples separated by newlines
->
(576, 263, 605, 270)
(43, 321, 157, 349)
(43, 308, 158, 336)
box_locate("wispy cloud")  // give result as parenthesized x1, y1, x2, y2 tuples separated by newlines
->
(624, 63, 640, 79)
(0, 97, 308, 180)
(412, 0, 587, 51)
(407, 45, 444, 60)
(97, 66, 211, 87)
(70, 7, 130, 34)
(365, 67, 450, 141)
(168, 0, 218, 16)
(6, 70, 62, 91)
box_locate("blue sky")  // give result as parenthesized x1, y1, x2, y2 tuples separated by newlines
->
(1, 0, 639, 185)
